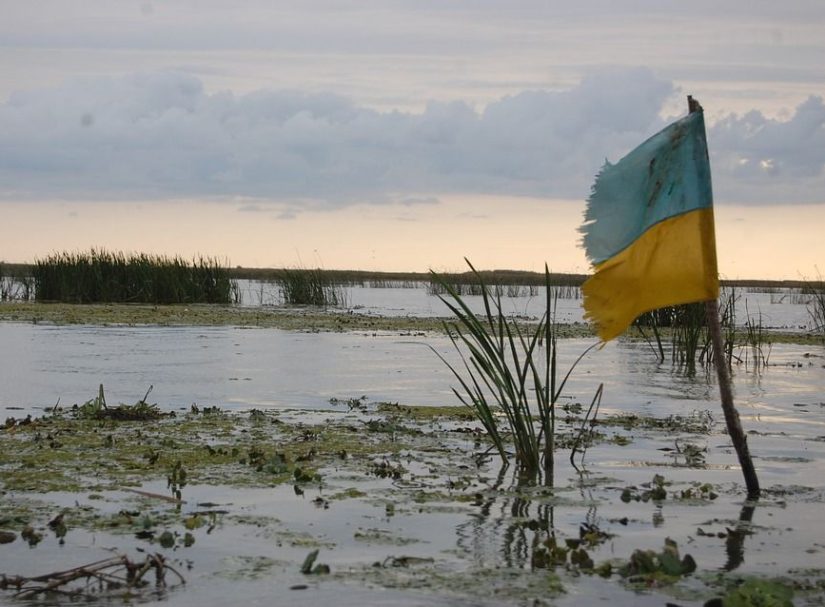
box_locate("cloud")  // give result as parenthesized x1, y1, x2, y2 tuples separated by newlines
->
(4, 1, 823, 54)
(0, 68, 822, 207)
(237, 204, 265, 213)
(708, 95, 825, 203)
(399, 196, 440, 207)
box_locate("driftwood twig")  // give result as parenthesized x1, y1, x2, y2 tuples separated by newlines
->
(1, 553, 184, 600)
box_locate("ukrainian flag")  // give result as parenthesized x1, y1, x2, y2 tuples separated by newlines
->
(580, 110, 719, 341)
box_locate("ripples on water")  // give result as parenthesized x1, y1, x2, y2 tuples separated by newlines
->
(1, 282, 822, 420)
(2, 284, 822, 497)
(236, 280, 815, 328)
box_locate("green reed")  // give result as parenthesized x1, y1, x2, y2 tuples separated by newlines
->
(278, 268, 347, 307)
(633, 286, 778, 374)
(0, 262, 6, 301)
(427, 274, 580, 299)
(803, 276, 825, 341)
(33, 249, 234, 304)
(432, 260, 597, 485)
(635, 302, 708, 374)
(742, 301, 771, 369)
(0, 263, 34, 302)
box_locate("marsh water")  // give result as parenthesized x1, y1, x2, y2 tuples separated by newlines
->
(0, 282, 818, 417)
(1, 283, 824, 606)
(237, 280, 814, 328)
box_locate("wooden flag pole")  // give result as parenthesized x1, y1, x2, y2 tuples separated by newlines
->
(689, 95, 760, 498)
(705, 297, 761, 497)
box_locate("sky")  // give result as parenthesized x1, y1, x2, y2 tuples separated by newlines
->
(1, 1, 824, 279)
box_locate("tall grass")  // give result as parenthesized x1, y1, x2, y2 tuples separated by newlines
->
(432, 260, 598, 485)
(635, 302, 709, 374)
(0, 262, 9, 301)
(633, 287, 778, 374)
(803, 275, 825, 340)
(734, 300, 769, 370)
(0, 262, 34, 301)
(366, 279, 419, 289)
(672, 303, 709, 374)
(428, 276, 579, 299)
(33, 249, 234, 304)
(719, 286, 737, 368)
(278, 268, 347, 307)
(427, 280, 485, 297)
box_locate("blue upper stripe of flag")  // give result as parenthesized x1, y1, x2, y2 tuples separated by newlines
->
(580, 111, 713, 265)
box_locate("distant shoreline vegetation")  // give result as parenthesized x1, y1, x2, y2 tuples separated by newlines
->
(30, 250, 234, 305)
(227, 267, 820, 292)
(1, 261, 817, 292)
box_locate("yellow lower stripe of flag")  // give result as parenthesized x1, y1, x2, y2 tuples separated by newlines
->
(582, 207, 719, 341)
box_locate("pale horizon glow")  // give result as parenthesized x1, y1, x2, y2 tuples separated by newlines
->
(2, 1, 824, 280)
(3, 197, 823, 282)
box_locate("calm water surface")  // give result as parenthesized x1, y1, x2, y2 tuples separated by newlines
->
(237, 281, 815, 330)
(2, 323, 822, 422)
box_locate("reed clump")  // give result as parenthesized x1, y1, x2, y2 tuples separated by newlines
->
(428, 278, 578, 299)
(427, 280, 485, 297)
(0, 263, 34, 302)
(741, 301, 771, 369)
(634, 302, 710, 374)
(803, 276, 825, 340)
(33, 249, 234, 304)
(278, 268, 347, 307)
(633, 287, 776, 374)
(432, 260, 599, 485)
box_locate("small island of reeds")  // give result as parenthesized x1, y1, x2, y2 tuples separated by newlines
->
(32, 249, 234, 305)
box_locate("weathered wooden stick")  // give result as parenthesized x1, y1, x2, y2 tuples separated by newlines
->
(689, 94, 760, 498)
(10, 554, 185, 599)
(705, 299, 760, 497)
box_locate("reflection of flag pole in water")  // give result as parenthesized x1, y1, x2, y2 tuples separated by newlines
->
(579, 95, 760, 497)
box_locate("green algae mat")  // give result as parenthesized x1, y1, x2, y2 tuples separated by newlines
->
(2, 393, 824, 606)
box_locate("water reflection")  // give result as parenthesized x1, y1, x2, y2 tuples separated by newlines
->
(454, 461, 766, 577)
(455, 465, 606, 572)
(0, 324, 459, 414)
(725, 502, 756, 571)
(2, 323, 822, 430)
(457, 466, 550, 570)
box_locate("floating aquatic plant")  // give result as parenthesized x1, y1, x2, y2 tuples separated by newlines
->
(73, 384, 167, 421)
(620, 538, 697, 585)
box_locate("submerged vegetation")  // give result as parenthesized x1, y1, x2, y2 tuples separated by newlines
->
(32, 249, 235, 304)
(1, 386, 822, 605)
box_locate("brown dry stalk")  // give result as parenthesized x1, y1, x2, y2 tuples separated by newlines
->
(3, 554, 185, 600)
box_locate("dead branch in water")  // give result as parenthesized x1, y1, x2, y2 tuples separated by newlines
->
(1, 553, 185, 600)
